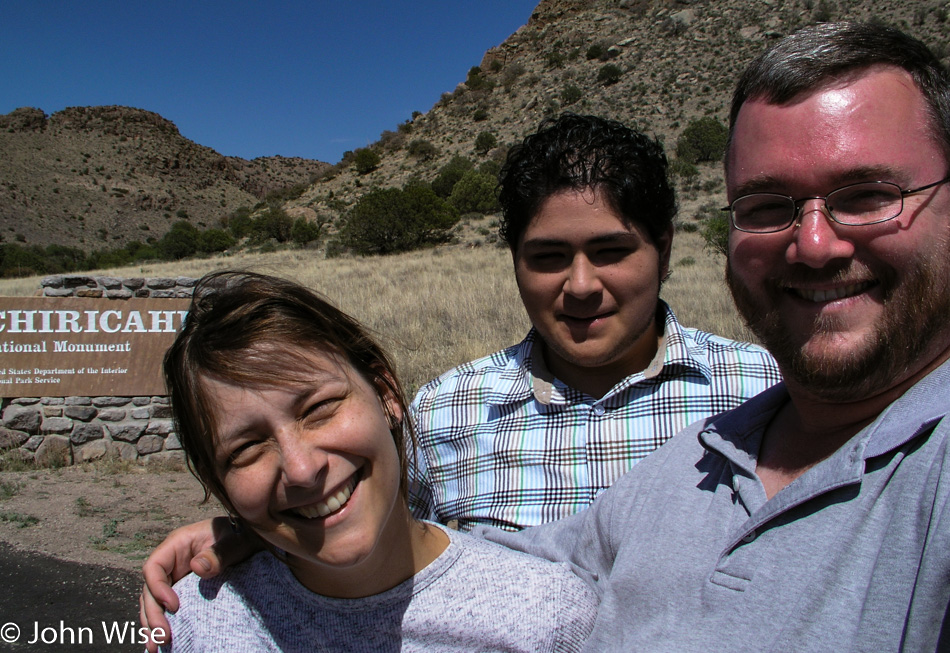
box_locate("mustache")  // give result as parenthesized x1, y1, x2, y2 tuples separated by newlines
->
(767, 262, 876, 288)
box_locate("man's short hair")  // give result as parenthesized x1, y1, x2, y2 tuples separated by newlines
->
(728, 21, 950, 162)
(498, 113, 676, 250)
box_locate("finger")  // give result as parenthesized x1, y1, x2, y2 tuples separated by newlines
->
(139, 583, 172, 652)
(142, 517, 225, 600)
(142, 557, 182, 614)
(191, 525, 265, 579)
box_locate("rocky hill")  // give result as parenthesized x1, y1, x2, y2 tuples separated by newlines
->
(1, 0, 945, 254)
(285, 0, 947, 235)
(0, 106, 329, 250)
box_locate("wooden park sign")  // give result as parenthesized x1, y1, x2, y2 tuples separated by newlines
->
(0, 297, 190, 397)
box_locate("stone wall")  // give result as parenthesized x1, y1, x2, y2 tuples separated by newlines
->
(0, 274, 195, 467)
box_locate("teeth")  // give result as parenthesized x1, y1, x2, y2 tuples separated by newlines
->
(794, 282, 871, 303)
(291, 477, 356, 519)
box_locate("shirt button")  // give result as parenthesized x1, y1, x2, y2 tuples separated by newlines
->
(741, 531, 756, 543)
(592, 404, 606, 416)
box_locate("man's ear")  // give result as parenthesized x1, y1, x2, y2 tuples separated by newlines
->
(657, 225, 674, 282)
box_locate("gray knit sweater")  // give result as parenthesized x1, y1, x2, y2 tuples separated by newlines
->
(163, 523, 597, 652)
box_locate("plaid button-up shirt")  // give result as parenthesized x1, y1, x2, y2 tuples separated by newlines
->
(408, 303, 781, 531)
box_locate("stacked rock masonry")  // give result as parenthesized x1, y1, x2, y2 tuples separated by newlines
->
(0, 274, 195, 466)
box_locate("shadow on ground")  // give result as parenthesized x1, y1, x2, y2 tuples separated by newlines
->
(0, 543, 145, 652)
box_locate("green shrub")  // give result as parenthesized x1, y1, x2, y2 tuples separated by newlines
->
(561, 84, 583, 106)
(478, 160, 502, 179)
(813, 0, 835, 22)
(41, 244, 86, 272)
(502, 63, 526, 91)
(340, 185, 459, 255)
(157, 221, 199, 260)
(699, 206, 730, 257)
(408, 139, 439, 161)
(432, 156, 474, 198)
(0, 244, 53, 277)
(224, 207, 254, 238)
(198, 228, 235, 253)
(474, 131, 497, 155)
(124, 240, 159, 262)
(378, 129, 405, 152)
(465, 66, 494, 91)
(677, 221, 699, 233)
(669, 158, 699, 179)
(324, 237, 346, 259)
(353, 148, 381, 175)
(249, 207, 293, 244)
(545, 51, 566, 69)
(597, 64, 623, 85)
(586, 43, 605, 60)
(676, 117, 729, 164)
(448, 171, 500, 214)
(291, 217, 323, 245)
(264, 182, 309, 204)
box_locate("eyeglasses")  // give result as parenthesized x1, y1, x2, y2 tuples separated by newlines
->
(721, 176, 950, 234)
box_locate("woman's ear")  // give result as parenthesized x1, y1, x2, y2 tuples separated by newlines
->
(372, 367, 404, 427)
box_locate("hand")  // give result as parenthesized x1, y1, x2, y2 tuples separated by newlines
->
(139, 517, 262, 652)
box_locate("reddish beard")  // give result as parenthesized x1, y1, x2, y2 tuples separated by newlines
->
(726, 254, 950, 402)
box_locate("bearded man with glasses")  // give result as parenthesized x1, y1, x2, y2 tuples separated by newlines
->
(475, 22, 950, 651)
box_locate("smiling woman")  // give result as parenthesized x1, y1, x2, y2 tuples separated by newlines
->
(158, 271, 597, 651)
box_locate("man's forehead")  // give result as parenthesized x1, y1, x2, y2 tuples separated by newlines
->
(728, 165, 904, 199)
(519, 230, 642, 249)
(520, 188, 644, 240)
(735, 63, 919, 120)
(726, 66, 940, 190)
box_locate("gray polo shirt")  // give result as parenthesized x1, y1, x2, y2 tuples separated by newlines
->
(480, 358, 950, 652)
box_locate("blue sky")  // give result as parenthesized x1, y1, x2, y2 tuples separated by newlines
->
(1, 1, 539, 164)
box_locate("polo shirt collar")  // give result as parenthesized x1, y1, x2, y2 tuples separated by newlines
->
(700, 356, 950, 474)
(862, 356, 950, 458)
(699, 383, 786, 478)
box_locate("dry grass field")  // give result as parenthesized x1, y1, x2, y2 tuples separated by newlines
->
(0, 229, 752, 570)
(0, 229, 749, 395)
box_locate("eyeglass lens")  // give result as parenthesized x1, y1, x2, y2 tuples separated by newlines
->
(732, 182, 903, 232)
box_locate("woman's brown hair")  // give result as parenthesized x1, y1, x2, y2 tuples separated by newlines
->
(164, 271, 414, 514)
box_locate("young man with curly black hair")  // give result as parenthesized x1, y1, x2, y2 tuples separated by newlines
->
(408, 114, 779, 531)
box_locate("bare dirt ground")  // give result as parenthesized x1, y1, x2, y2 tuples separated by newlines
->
(0, 459, 223, 573)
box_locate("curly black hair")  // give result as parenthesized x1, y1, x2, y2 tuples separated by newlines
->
(498, 113, 677, 250)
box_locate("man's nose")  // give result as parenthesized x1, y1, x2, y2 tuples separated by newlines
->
(563, 255, 602, 298)
(786, 199, 855, 267)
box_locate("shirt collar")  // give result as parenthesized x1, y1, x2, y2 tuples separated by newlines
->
(862, 356, 950, 458)
(659, 302, 714, 382)
(698, 383, 786, 476)
(529, 335, 557, 405)
(527, 302, 692, 405)
(497, 302, 723, 407)
(699, 356, 950, 469)
(482, 330, 540, 406)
